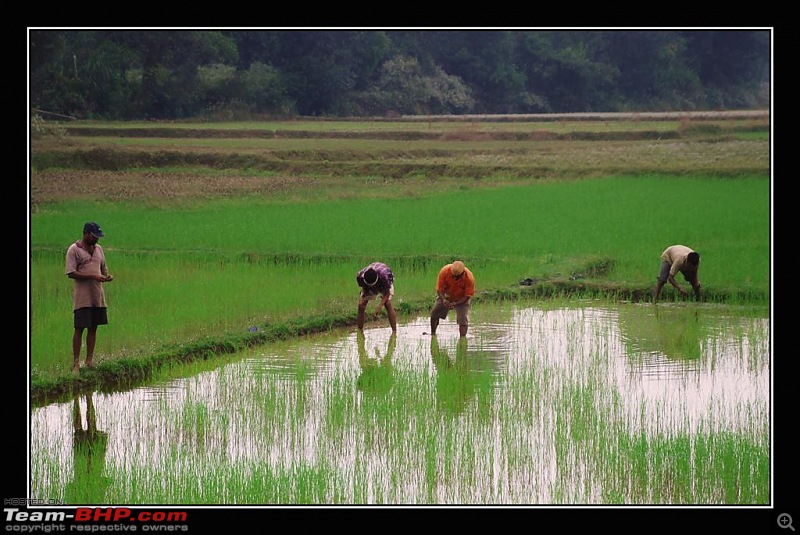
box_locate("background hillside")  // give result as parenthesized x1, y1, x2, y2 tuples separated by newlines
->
(29, 29, 770, 121)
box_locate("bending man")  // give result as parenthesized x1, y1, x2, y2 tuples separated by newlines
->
(653, 244, 701, 302)
(430, 260, 475, 337)
(356, 262, 397, 332)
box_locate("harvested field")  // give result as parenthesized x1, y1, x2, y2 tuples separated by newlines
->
(30, 112, 770, 209)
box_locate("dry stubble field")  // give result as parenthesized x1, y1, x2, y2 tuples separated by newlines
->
(30, 110, 770, 209)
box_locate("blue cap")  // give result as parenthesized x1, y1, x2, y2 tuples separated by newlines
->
(83, 222, 105, 238)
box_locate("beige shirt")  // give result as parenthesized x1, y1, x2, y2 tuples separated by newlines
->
(65, 241, 108, 310)
(661, 245, 696, 278)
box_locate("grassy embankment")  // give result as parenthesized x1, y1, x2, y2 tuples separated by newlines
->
(29, 112, 770, 404)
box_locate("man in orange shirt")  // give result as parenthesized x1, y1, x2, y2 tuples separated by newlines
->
(430, 260, 475, 337)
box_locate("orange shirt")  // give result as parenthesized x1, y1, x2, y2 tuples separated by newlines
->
(436, 264, 475, 301)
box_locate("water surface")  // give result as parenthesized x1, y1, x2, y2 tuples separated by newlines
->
(31, 301, 770, 505)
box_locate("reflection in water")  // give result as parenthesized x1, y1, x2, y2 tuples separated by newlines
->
(429, 336, 498, 418)
(240, 331, 346, 380)
(138, 382, 188, 403)
(29, 303, 770, 504)
(430, 336, 473, 415)
(619, 304, 704, 364)
(64, 392, 110, 504)
(356, 330, 396, 397)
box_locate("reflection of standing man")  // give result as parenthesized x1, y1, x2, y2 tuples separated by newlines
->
(66, 222, 113, 375)
(356, 330, 396, 396)
(430, 260, 475, 338)
(65, 392, 109, 504)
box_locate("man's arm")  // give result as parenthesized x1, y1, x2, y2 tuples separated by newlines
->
(667, 274, 688, 296)
(375, 292, 390, 315)
(437, 290, 454, 308)
(689, 273, 701, 299)
(450, 275, 475, 306)
(68, 272, 111, 282)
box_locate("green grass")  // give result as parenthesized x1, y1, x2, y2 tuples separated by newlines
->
(30, 174, 769, 396)
(30, 176, 768, 284)
(28, 113, 770, 399)
(62, 115, 769, 134)
(32, 303, 768, 504)
(27, 116, 773, 506)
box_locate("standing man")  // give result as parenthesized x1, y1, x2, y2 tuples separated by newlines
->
(653, 244, 701, 302)
(356, 262, 397, 332)
(66, 222, 113, 374)
(430, 260, 475, 337)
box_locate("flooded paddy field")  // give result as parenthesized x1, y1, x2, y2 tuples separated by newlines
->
(30, 300, 769, 505)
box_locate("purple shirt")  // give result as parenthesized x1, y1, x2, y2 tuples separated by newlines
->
(356, 262, 394, 296)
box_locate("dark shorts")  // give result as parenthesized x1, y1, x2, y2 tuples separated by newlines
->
(658, 261, 696, 283)
(430, 296, 470, 326)
(657, 260, 672, 283)
(74, 307, 108, 329)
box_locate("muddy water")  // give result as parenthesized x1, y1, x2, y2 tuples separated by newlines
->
(30, 301, 770, 505)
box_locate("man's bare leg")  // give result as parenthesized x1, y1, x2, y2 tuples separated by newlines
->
(357, 298, 367, 331)
(72, 328, 83, 375)
(385, 302, 397, 333)
(653, 281, 665, 302)
(85, 326, 98, 368)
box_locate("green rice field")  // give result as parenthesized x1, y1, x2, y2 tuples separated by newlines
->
(31, 300, 769, 505)
(27, 113, 772, 508)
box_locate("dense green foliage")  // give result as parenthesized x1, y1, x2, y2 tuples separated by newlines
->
(29, 29, 770, 119)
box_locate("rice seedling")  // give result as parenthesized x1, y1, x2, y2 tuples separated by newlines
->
(30, 301, 768, 505)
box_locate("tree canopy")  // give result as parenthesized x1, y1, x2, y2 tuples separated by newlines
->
(28, 29, 771, 120)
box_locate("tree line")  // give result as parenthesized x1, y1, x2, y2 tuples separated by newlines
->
(28, 29, 771, 120)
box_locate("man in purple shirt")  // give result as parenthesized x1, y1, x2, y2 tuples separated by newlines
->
(356, 262, 397, 332)
(65, 222, 114, 374)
